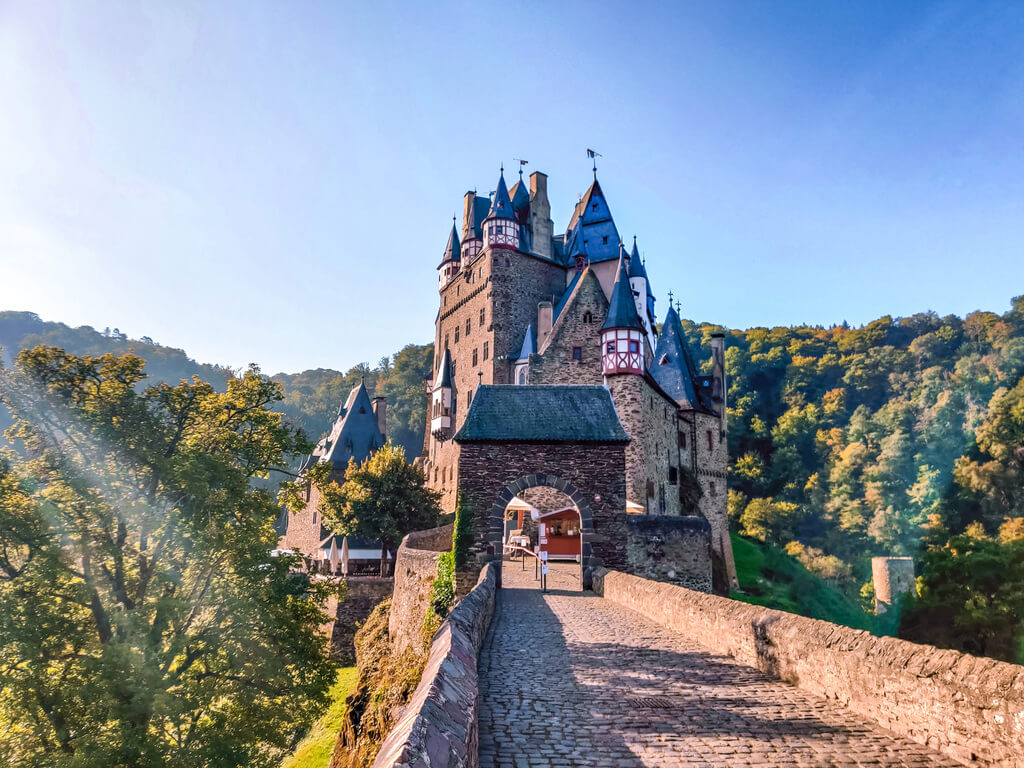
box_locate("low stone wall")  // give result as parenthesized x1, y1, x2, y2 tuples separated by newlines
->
(328, 577, 394, 664)
(593, 568, 1024, 767)
(372, 564, 497, 768)
(389, 524, 454, 655)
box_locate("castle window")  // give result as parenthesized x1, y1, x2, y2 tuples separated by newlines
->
(710, 481, 717, 496)
(313, 511, 318, 526)
(592, 202, 598, 211)
(646, 480, 655, 498)
(466, 318, 471, 335)
(583, 311, 593, 324)
(706, 430, 713, 451)
(445, 334, 449, 349)
(669, 466, 679, 484)
(483, 341, 489, 360)
(630, 340, 640, 354)
(602, 235, 608, 245)
(480, 308, 485, 326)
(678, 431, 686, 449)
(457, 286, 460, 296)
(572, 346, 582, 361)
(517, 367, 527, 385)
(467, 391, 473, 407)
(472, 349, 478, 366)
(454, 326, 460, 343)
(606, 341, 616, 354)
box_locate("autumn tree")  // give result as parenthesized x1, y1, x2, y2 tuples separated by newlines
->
(0, 348, 335, 768)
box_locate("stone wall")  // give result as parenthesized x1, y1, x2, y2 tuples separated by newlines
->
(328, 577, 394, 665)
(388, 524, 454, 655)
(593, 568, 1024, 767)
(528, 267, 606, 386)
(372, 564, 497, 768)
(872, 556, 916, 615)
(623, 515, 712, 592)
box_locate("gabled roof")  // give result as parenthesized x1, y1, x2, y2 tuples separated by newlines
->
(318, 381, 386, 471)
(454, 386, 630, 443)
(552, 269, 583, 322)
(487, 169, 516, 220)
(565, 179, 621, 263)
(516, 324, 536, 361)
(601, 254, 645, 331)
(435, 348, 453, 388)
(439, 221, 460, 266)
(651, 305, 704, 410)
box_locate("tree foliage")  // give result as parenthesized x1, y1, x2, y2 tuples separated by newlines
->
(0, 347, 335, 768)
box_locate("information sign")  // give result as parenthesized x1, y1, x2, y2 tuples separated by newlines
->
(541, 564, 549, 575)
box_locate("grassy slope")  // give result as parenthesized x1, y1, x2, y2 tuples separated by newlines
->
(729, 532, 872, 631)
(281, 667, 359, 768)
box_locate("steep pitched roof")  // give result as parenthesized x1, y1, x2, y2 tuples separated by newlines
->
(651, 305, 704, 409)
(565, 179, 621, 263)
(601, 254, 645, 331)
(439, 220, 460, 266)
(463, 196, 491, 240)
(510, 172, 530, 220)
(627, 237, 647, 280)
(454, 386, 630, 443)
(516, 324, 536, 361)
(487, 169, 516, 220)
(318, 381, 386, 471)
(435, 348, 453, 388)
(552, 269, 583, 322)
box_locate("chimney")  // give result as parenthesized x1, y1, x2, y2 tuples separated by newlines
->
(372, 396, 387, 438)
(537, 301, 553, 348)
(710, 333, 726, 437)
(462, 191, 476, 238)
(529, 172, 553, 259)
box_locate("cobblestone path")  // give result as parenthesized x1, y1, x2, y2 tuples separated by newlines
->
(477, 560, 958, 768)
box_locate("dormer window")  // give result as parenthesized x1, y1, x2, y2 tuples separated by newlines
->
(602, 236, 608, 244)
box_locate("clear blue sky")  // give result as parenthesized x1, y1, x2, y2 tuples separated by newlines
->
(2, 1, 1022, 374)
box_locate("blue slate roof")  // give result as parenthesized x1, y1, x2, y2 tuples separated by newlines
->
(439, 221, 460, 266)
(627, 237, 647, 280)
(510, 173, 530, 221)
(516, 324, 536, 361)
(313, 382, 386, 472)
(454, 385, 630, 443)
(464, 196, 491, 240)
(565, 180, 622, 263)
(601, 254, 645, 331)
(552, 269, 583, 322)
(487, 170, 516, 220)
(435, 348, 454, 388)
(651, 305, 706, 410)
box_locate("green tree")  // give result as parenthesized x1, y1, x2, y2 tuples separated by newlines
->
(0, 347, 335, 768)
(312, 442, 440, 576)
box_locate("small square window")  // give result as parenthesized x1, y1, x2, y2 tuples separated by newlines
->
(606, 341, 616, 354)
(572, 347, 582, 361)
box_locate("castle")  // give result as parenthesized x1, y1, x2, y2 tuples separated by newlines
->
(420, 165, 736, 587)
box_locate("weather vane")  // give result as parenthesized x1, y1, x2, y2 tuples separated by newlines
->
(586, 148, 602, 178)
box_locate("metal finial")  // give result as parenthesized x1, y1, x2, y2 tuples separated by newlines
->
(500, 162, 504, 174)
(477, 371, 483, 385)
(668, 290, 674, 305)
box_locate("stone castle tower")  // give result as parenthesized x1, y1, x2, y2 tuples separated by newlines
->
(421, 166, 736, 587)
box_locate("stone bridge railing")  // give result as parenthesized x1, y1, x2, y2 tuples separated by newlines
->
(593, 567, 1024, 768)
(372, 563, 496, 768)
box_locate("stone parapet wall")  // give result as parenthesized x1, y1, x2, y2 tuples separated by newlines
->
(372, 564, 497, 768)
(593, 568, 1024, 767)
(388, 524, 454, 655)
(622, 515, 712, 591)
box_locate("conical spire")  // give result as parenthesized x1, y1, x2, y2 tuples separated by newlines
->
(442, 219, 461, 262)
(435, 348, 454, 388)
(627, 236, 647, 279)
(511, 170, 530, 213)
(487, 167, 515, 220)
(601, 253, 645, 331)
(517, 324, 536, 361)
(652, 304, 701, 406)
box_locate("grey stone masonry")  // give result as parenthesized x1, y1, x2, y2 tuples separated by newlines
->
(594, 567, 1024, 767)
(372, 563, 497, 768)
(478, 562, 963, 768)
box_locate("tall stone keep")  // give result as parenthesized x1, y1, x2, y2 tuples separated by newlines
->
(419, 163, 737, 589)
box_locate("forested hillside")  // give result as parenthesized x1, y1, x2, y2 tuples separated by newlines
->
(4, 300, 1023, 660)
(682, 297, 1024, 661)
(0, 311, 432, 457)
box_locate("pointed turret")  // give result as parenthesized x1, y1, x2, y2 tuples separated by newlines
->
(513, 323, 535, 385)
(431, 349, 454, 440)
(601, 254, 646, 376)
(483, 167, 519, 250)
(437, 219, 461, 290)
(627, 236, 656, 347)
(510, 170, 530, 223)
(651, 304, 701, 408)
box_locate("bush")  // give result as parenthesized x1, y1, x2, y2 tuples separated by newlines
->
(430, 550, 455, 616)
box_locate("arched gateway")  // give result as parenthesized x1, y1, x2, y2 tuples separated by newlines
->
(453, 385, 630, 588)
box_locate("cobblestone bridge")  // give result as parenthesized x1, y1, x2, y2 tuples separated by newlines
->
(477, 561, 958, 768)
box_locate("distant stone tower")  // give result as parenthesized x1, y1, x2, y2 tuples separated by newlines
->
(871, 556, 916, 615)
